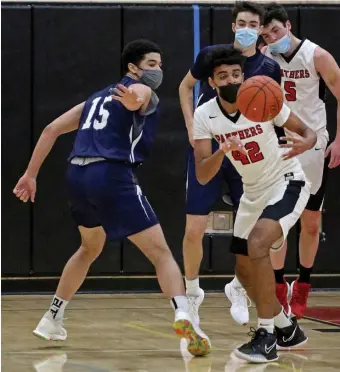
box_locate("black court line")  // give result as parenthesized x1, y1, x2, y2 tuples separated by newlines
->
(303, 315, 340, 328)
(312, 329, 340, 333)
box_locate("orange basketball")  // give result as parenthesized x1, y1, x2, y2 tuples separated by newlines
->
(236, 75, 283, 122)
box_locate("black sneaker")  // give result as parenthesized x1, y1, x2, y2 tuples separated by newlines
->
(275, 317, 308, 350)
(233, 327, 278, 363)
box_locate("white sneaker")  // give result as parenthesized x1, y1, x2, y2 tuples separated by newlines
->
(33, 353, 67, 372)
(173, 310, 211, 357)
(187, 288, 205, 326)
(33, 312, 67, 341)
(225, 282, 250, 325)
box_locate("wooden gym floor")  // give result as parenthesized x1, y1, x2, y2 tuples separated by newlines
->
(2, 292, 340, 371)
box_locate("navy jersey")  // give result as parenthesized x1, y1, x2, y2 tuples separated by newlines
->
(69, 76, 160, 165)
(190, 44, 282, 106)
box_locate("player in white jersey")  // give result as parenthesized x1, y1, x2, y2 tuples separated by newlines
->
(259, 3, 340, 319)
(194, 47, 315, 363)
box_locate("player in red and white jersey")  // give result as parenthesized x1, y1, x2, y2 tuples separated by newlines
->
(194, 46, 315, 363)
(261, 2, 340, 319)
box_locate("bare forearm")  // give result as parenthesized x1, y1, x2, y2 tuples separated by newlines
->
(20, 103, 83, 179)
(26, 127, 59, 178)
(195, 149, 225, 185)
(302, 127, 317, 148)
(336, 104, 340, 142)
(179, 83, 194, 130)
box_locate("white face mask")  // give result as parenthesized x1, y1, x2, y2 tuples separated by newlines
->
(268, 30, 291, 54)
(235, 27, 259, 49)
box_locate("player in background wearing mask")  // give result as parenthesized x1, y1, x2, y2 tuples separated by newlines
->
(261, 2, 340, 319)
(179, 1, 282, 328)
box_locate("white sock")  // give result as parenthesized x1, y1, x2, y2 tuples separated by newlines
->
(48, 295, 68, 321)
(185, 277, 200, 296)
(274, 307, 292, 329)
(231, 276, 243, 289)
(171, 296, 189, 313)
(258, 318, 274, 334)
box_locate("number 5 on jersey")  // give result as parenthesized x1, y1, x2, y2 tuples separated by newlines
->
(284, 81, 297, 102)
(82, 96, 112, 130)
(232, 141, 264, 165)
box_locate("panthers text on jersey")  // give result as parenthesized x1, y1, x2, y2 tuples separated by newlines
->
(265, 39, 328, 138)
(193, 97, 305, 193)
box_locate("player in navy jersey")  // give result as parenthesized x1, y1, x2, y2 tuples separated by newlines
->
(13, 39, 210, 355)
(178, 1, 282, 327)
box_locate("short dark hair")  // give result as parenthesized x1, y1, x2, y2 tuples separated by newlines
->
(232, 1, 265, 25)
(206, 47, 247, 78)
(122, 39, 162, 74)
(263, 2, 289, 26)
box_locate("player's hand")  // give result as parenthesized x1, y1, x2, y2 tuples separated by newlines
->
(325, 140, 340, 168)
(13, 172, 36, 203)
(220, 136, 246, 154)
(112, 84, 142, 110)
(279, 133, 311, 160)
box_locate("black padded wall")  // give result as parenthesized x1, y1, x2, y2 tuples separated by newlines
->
(31, 5, 122, 273)
(2, 6, 32, 275)
(1, 3, 340, 280)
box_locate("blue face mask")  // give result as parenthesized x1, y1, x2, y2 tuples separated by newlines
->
(235, 27, 258, 50)
(268, 33, 291, 54)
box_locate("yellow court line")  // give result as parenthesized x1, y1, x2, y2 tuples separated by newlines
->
(122, 322, 218, 350)
(276, 363, 303, 372)
(122, 322, 179, 340)
(122, 322, 308, 372)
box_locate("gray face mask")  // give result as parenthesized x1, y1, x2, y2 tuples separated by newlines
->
(138, 68, 163, 90)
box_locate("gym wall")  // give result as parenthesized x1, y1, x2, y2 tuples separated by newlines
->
(2, 2, 340, 292)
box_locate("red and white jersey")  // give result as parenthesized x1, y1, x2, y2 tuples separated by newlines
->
(194, 97, 305, 193)
(265, 39, 328, 138)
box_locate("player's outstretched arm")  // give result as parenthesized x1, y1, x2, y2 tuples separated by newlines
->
(13, 102, 85, 203)
(280, 112, 317, 160)
(314, 47, 340, 168)
(112, 83, 151, 113)
(179, 71, 198, 147)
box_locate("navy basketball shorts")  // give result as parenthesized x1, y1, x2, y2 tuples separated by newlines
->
(66, 161, 158, 241)
(185, 140, 244, 215)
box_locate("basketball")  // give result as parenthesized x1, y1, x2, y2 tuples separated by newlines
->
(236, 75, 283, 122)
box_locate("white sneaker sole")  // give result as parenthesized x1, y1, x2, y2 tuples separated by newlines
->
(33, 329, 67, 341)
(233, 348, 279, 364)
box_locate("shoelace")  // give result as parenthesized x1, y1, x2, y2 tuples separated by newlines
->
(246, 327, 266, 347)
(188, 296, 200, 320)
(234, 287, 252, 308)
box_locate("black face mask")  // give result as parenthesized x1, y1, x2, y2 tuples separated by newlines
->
(218, 83, 241, 103)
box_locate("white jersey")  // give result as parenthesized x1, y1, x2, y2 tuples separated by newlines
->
(265, 39, 328, 139)
(194, 98, 305, 193)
